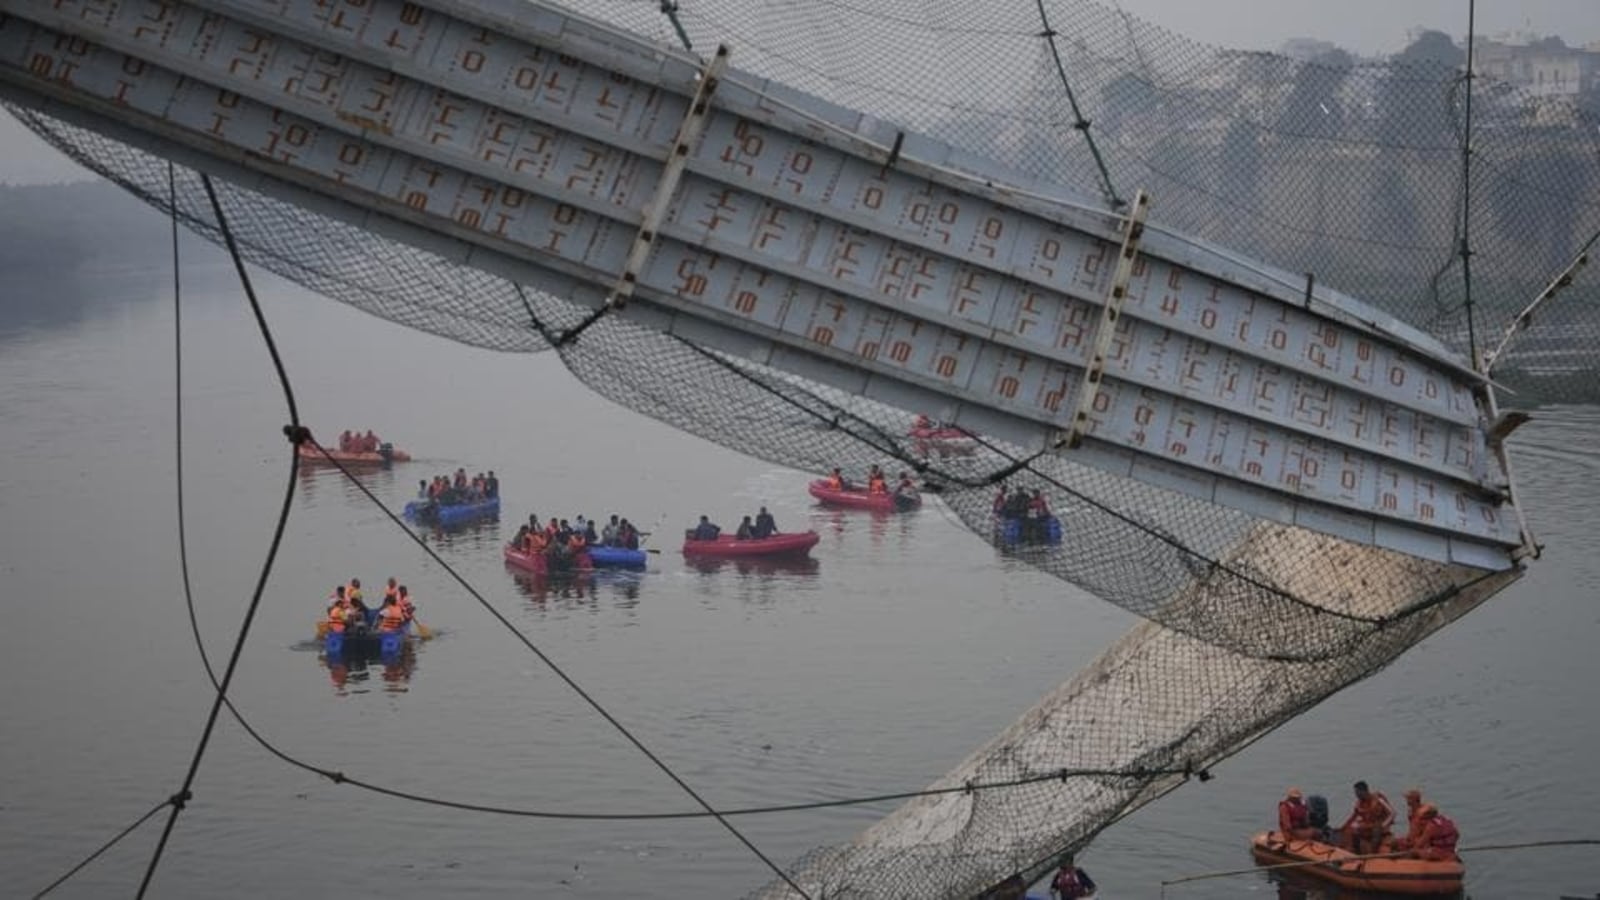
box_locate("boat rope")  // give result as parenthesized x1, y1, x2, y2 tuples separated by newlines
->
(1034, 0, 1124, 210)
(1157, 837, 1600, 894)
(134, 173, 305, 899)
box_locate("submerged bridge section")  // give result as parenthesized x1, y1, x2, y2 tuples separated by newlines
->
(0, 0, 1530, 569)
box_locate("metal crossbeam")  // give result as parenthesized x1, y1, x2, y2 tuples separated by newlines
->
(0, 0, 1527, 567)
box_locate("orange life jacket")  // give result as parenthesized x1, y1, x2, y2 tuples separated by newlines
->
(826, 475, 843, 489)
(868, 476, 887, 494)
(1422, 815, 1459, 855)
(1278, 798, 1309, 833)
(326, 602, 347, 633)
(378, 603, 407, 633)
(568, 533, 587, 551)
(1404, 805, 1427, 846)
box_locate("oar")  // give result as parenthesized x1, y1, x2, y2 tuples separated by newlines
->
(409, 612, 433, 640)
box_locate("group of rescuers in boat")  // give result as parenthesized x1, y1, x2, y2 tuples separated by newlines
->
(688, 507, 780, 541)
(1278, 781, 1461, 860)
(417, 469, 500, 506)
(336, 429, 387, 453)
(324, 578, 417, 635)
(824, 464, 921, 501)
(512, 513, 644, 560)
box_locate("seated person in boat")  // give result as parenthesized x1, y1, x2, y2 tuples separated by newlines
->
(894, 472, 919, 500)
(602, 514, 620, 546)
(347, 578, 364, 606)
(1338, 780, 1395, 853)
(1277, 787, 1318, 840)
(735, 515, 756, 540)
(867, 465, 888, 494)
(1410, 804, 1460, 861)
(582, 517, 600, 545)
(1049, 854, 1096, 899)
(529, 527, 551, 555)
(566, 528, 589, 555)
(325, 585, 350, 632)
(1395, 787, 1427, 850)
(361, 430, 379, 452)
(484, 470, 499, 499)
(1022, 489, 1052, 541)
(383, 577, 399, 605)
(617, 518, 640, 549)
(691, 515, 721, 541)
(396, 585, 415, 620)
(753, 506, 777, 538)
(338, 430, 355, 452)
(826, 467, 846, 490)
(377, 595, 408, 632)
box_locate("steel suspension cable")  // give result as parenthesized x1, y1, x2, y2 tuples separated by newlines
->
(134, 173, 304, 898)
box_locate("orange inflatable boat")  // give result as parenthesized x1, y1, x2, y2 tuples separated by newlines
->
(297, 444, 411, 465)
(1250, 831, 1464, 895)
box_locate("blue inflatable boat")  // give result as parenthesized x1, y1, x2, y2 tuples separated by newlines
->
(324, 610, 409, 657)
(996, 514, 1063, 546)
(587, 545, 649, 568)
(404, 495, 500, 527)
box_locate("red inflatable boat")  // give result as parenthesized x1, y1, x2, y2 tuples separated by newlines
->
(681, 531, 820, 559)
(807, 480, 921, 512)
(503, 544, 593, 576)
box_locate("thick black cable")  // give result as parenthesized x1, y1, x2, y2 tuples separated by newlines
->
(172, 162, 215, 688)
(30, 797, 174, 899)
(134, 174, 303, 899)
(303, 443, 810, 897)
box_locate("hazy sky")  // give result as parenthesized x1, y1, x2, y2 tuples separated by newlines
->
(1, 0, 1594, 184)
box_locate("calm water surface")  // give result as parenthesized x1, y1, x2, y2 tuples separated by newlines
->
(1, 251, 1596, 899)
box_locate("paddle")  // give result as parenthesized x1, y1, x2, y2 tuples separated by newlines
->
(409, 612, 433, 640)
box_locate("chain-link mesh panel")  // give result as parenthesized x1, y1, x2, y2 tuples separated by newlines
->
(7, 0, 1580, 894)
(577, 0, 1600, 406)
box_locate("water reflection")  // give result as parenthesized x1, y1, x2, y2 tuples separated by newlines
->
(508, 566, 645, 606)
(296, 462, 404, 503)
(317, 642, 418, 695)
(414, 515, 503, 553)
(813, 506, 920, 550)
(684, 555, 821, 579)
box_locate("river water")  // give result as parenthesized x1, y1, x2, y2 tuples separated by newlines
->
(1, 235, 1596, 899)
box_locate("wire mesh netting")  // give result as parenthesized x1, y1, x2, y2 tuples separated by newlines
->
(6, 0, 1595, 896)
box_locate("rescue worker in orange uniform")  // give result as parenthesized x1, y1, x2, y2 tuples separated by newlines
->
(347, 578, 364, 606)
(377, 595, 408, 633)
(826, 467, 845, 490)
(867, 464, 888, 494)
(1411, 804, 1460, 861)
(325, 586, 349, 635)
(396, 585, 416, 621)
(383, 577, 399, 605)
(1338, 780, 1395, 854)
(1278, 787, 1317, 840)
(1395, 788, 1427, 850)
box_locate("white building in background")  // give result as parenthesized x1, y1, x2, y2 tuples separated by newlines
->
(1470, 35, 1598, 99)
